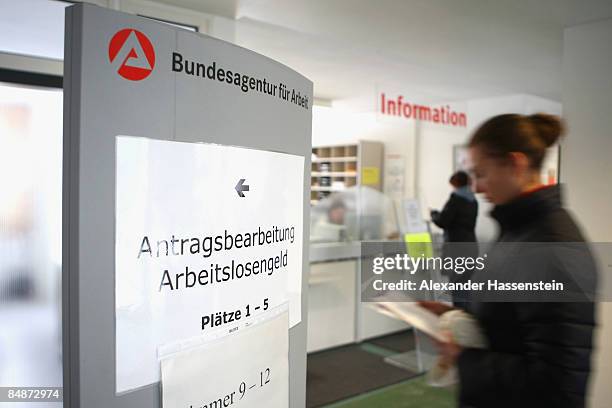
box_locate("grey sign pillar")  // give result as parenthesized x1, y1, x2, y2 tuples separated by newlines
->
(63, 4, 312, 407)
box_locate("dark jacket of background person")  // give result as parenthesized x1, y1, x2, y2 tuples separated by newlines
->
(431, 189, 478, 243)
(431, 177, 479, 307)
(457, 185, 596, 408)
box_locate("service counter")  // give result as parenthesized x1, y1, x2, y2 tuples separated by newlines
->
(306, 241, 408, 353)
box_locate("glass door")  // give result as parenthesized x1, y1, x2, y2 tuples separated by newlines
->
(0, 80, 63, 407)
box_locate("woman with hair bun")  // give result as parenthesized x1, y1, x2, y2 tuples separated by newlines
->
(421, 113, 596, 408)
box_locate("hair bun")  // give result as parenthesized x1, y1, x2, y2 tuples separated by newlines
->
(528, 113, 564, 147)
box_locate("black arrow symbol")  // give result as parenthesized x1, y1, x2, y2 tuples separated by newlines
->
(235, 178, 250, 197)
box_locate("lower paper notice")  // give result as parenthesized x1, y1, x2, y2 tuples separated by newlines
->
(161, 309, 289, 408)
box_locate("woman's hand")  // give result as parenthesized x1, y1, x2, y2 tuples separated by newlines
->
(434, 330, 463, 368)
(417, 300, 454, 316)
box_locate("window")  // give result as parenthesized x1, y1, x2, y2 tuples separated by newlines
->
(0, 76, 63, 404)
(0, 0, 69, 60)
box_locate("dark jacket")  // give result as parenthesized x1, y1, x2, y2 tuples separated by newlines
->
(431, 192, 478, 243)
(457, 185, 596, 408)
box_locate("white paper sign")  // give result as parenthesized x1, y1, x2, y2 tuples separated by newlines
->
(115, 136, 304, 393)
(161, 309, 289, 408)
(403, 198, 428, 234)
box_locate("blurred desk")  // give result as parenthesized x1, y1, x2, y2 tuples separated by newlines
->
(309, 241, 361, 263)
(307, 242, 408, 353)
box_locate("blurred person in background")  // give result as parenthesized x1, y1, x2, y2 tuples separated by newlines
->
(310, 187, 399, 242)
(430, 170, 478, 307)
(430, 170, 478, 245)
(421, 113, 596, 408)
(327, 197, 347, 226)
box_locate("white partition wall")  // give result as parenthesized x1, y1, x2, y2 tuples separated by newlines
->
(561, 18, 612, 408)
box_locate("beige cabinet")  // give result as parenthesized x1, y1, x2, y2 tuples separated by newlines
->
(311, 141, 384, 205)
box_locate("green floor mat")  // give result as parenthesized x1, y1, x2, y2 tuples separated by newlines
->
(325, 376, 456, 408)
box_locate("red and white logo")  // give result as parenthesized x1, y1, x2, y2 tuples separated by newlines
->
(108, 29, 155, 81)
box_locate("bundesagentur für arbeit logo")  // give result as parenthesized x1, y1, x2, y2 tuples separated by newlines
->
(108, 29, 156, 81)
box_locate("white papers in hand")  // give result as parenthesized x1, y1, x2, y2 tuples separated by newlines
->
(369, 302, 445, 342)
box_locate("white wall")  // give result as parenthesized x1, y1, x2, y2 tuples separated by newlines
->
(312, 104, 417, 198)
(313, 93, 560, 242)
(562, 18, 612, 408)
(312, 93, 561, 242)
